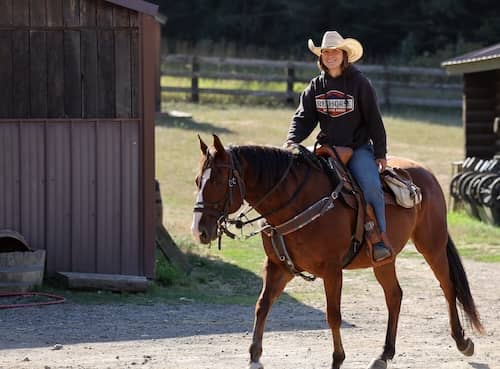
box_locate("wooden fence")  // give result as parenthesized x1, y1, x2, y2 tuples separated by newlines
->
(161, 54, 462, 109)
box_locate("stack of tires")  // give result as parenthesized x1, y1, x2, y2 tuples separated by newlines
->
(450, 156, 500, 226)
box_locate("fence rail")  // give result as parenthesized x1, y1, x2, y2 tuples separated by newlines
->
(161, 54, 462, 108)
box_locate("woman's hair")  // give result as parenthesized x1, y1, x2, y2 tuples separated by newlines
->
(317, 50, 350, 74)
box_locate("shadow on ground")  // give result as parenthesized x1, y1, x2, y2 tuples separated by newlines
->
(155, 112, 233, 134)
(0, 254, 351, 350)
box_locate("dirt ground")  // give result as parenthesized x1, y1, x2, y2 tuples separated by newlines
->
(1, 256, 499, 369)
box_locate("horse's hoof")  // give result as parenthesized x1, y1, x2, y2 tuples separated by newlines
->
(460, 338, 474, 356)
(249, 361, 264, 369)
(366, 358, 387, 369)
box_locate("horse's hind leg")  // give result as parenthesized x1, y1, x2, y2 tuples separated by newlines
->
(412, 233, 477, 356)
(249, 257, 293, 369)
(323, 267, 345, 369)
(368, 262, 403, 369)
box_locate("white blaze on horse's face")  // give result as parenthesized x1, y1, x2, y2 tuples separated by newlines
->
(191, 167, 212, 242)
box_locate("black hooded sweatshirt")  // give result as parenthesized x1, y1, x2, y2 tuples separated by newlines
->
(286, 65, 387, 159)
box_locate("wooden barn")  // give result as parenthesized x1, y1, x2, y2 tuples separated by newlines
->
(442, 43, 500, 159)
(0, 0, 161, 278)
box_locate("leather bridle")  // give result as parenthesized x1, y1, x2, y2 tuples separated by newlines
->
(193, 148, 310, 248)
(193, 150, 246, 246)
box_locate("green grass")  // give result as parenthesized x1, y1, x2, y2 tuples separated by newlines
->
(152, 101, 499, 301)
(40, 102, 499, 305)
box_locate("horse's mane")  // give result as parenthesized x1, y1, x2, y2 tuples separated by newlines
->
(230, 145, 299, 191)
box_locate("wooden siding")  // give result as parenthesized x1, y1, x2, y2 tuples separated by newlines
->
(464, 71, 497, 158)
(0, 119, 141, 276)
(0, 0, 139, 119)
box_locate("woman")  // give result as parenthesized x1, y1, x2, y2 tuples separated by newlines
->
(284, 31, 391, 261)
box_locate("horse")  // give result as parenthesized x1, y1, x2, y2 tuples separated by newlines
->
(191, 134, 483, 369)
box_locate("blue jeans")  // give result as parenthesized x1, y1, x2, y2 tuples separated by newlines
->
(347, 144, 386, 233)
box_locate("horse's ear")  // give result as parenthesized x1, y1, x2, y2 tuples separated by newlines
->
(198, 134, 208, 155)
(212, 134, 226, 155)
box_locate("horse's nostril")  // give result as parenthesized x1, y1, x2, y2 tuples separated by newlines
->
(199, 229, 210, 244)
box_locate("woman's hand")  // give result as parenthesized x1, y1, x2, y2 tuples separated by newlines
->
(376, 158, 387, 172)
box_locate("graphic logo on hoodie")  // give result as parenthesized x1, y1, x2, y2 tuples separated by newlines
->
(315, 90, 354, 118)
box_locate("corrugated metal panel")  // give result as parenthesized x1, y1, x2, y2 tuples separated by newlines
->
(96, 121, 122, 274)
(46, 123, 72, 273)
(121, 121, 140, 274)
(0, 123, 20, 230)
(20, 122, 46, 249)
(72, 122, 97, 273)
(0, 119, 142, 275)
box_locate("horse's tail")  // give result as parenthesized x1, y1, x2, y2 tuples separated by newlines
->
(446, 235, 484, 334)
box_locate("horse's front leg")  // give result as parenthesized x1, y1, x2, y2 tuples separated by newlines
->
(249, 257, 293, 369)
(323, 267, 345, 369)
(367, 262, 402, 369)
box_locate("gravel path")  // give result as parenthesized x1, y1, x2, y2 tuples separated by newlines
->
(1, 257, 499, 369)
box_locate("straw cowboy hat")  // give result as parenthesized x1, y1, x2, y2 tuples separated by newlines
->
(308, 31, 363, 63)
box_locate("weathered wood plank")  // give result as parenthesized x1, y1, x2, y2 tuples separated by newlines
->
(12, 30, 29, 118)
(30, 31, 48, 118)
(0, 31, 13, 118)
(115, 30, 131, 117)
(81, 30, 98, 118)
(30, 0, 47, 27)
(129, 9, 138, 27)
(80, 0, 96, 26)
(47, 31, 64, 118)
(113, 5, 130, 27)
(56, 272, 149, 292)
(12, 0, 29, 26)
(0, 0, 13, 25)
(131, 29, 139, 117)
(156, 225, 190, 273)
(63, 0, 80, 26)
(47, 0, 63, 27)
(64, 30, 82, 117)
(97, 30, 115, 117)
(97, 0, 113, 27)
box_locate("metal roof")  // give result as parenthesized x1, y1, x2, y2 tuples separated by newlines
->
(105, 0, 159, 17)
(441, 43, 500, 75)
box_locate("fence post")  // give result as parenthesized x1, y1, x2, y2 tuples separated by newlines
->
(191, 55, 199, 103)
(286, 62, 295, 105)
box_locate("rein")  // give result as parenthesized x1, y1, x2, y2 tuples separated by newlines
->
(194, 146, 345, 281)
(193, 148, 311, 247)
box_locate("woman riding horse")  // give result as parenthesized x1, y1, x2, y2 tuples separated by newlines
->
(192, 134, 483, 369)
(285, 30, 391, 262)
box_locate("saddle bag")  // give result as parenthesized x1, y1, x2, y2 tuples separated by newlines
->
(382, 167, 422, 208)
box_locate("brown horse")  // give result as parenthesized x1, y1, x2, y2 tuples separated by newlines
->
(191, 134, 483, 369)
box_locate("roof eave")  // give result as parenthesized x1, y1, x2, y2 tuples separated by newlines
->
(442, 58, 500, 75)
(105, 0, 159, 17)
